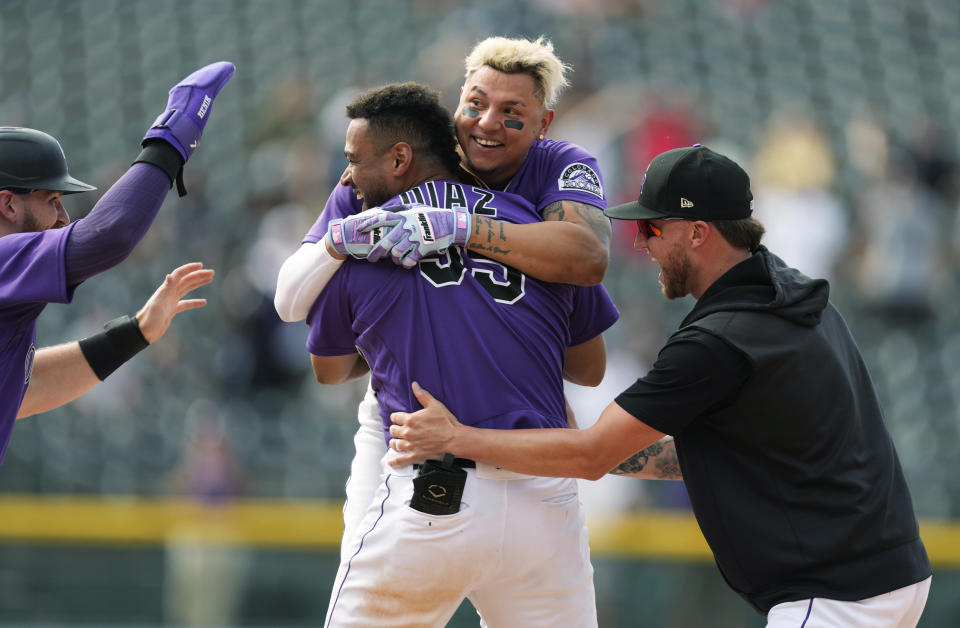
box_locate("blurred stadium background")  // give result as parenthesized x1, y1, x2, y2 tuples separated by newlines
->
(1, 0, 959, 626)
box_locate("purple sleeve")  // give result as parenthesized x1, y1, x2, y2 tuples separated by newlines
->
(305, 269, 358, 356)
(302, 184, 364, 244)
(569, 284, 619, 346)
(0, 227, 73, 306)
(63, 162, 172, 286)
(0, 228, 73, 440)
(541, 142, 606, 210)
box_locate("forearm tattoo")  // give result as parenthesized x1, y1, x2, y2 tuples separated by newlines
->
(466, 200, 611, 258)
(610, 439, 682, 479)
(542, 200, 612, 247)
(468, 217, 510, 256)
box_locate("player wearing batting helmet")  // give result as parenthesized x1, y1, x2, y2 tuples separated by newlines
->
(0, 62, 234, 464)
(391, 146, 933, 627)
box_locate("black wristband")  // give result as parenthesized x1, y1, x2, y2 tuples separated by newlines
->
(133, 141, 186, 195)
(78, 315, 150, 381)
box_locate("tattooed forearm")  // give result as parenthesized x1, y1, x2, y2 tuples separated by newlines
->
(468, 217, 511, 255)
(465, 208, 607, 284)
(611, 442, 661, 475)
(468, 243, 511, 256)
(542, 200, 612, 247)
(610, 437, 681, 479)
(576, 202, 612, 247)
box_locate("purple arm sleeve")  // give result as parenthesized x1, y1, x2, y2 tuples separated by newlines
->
(63, 162, 171, 286)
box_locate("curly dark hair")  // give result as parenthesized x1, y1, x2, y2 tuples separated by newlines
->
(345, 82, 461, 174)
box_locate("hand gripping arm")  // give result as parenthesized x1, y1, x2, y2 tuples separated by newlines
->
(365, 205, 472, 268)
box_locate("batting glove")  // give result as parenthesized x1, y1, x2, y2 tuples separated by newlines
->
(327, 209, 390, 259)
(366, 205, 472, 268)
(142, 61, 236, 163)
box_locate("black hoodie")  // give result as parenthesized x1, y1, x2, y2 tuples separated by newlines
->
(682, 245, 829, 330)
(619, 247, 931, 614)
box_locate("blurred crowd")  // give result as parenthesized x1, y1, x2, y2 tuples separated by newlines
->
(1, 0, 959, 520)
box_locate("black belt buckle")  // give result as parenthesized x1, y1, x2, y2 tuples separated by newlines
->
(410, 453, 467, 515)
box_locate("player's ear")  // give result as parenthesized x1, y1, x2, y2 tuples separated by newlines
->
(538, 109, 555, 139)
(0, 190, 17, 222)
(689, 220, 710, 249)
(391, 142, 414, 176)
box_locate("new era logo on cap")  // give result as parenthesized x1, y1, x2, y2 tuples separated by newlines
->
(603, 145, 753, 222)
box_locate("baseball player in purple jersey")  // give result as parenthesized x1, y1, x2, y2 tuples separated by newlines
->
(308, 82, 617, 627)
(272, 36, 612, 560)
(0, 62, 234, 464)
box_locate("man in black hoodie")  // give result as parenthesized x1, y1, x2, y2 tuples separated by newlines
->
(386, 145, 932, 627)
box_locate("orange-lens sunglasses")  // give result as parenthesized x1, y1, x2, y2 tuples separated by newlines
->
(638, 220, 662, 238)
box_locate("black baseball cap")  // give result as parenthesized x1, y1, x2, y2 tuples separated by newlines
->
(604, 145, 752, 221)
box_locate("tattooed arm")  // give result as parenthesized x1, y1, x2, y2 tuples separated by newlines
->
(467, 199, 611, 286)
(609, 437, 682, 480)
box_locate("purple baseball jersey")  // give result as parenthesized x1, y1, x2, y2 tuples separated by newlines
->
(0, 225, 78, 462)
(302, 139, 606, 243)
(306, 181, 619, 443)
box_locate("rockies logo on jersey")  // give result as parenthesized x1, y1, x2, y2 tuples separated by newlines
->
(557, 163, 603, 199)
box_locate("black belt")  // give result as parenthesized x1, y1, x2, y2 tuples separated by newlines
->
(414, 457, 475, 469)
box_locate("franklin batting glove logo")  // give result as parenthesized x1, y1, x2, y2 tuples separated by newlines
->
(417, 211, 435, 243)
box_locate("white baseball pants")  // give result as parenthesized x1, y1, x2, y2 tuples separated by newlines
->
(766, 576, 931, 627)
(339, 380, 388, 561)
(324, 450, 598, 628)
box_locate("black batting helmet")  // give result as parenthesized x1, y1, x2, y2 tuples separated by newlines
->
(0, 127, 96, 194)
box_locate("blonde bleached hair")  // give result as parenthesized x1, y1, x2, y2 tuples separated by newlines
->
(464, 36, 571, 110)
